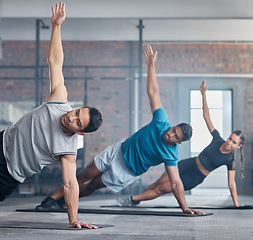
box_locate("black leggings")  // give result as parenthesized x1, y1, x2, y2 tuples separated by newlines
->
(0, 130, 20, 201)
(178, 157, 206, 191)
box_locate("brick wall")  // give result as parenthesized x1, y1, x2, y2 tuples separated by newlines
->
(1, 41, 253, 195)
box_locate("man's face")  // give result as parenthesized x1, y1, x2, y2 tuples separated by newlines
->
(60, 108, 90, 136)
(163, 126, 184, 146)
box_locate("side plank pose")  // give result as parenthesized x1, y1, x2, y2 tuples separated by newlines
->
(0, 2, 102, 229)
(37, 45, 203, 215)
(118, 80, 245, 207)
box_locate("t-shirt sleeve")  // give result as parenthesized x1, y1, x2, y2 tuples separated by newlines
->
(227, 159, 235, 171)
(153, 108, 172, 128)
(211, 129, 221, 140)
(164, 159, 178, 167)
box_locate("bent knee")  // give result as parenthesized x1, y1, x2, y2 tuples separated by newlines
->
(77, 172, 89, 185)
(87, 178, 105, 191)
(77, 178, 85, 187)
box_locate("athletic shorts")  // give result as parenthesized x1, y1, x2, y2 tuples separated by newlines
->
(94, 142, 137, 192)
(178, 157, 206, 191)
(0, 130, 20, 201)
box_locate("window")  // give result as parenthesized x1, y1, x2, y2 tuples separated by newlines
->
(190, 89, 232, 190)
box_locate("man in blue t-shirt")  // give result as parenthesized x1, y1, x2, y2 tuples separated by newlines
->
(37, 45, 202, 215)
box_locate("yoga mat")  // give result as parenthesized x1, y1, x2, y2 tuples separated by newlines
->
(188, 205, 253, 210)
(101, 204, 253, 210)
(0, 221, 113, 230)
(16, 208, 213, 217)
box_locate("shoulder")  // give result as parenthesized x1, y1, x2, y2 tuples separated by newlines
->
(227, 158, 235, 170)
(152, 108, 173, 129)
(153, 108, 168, 121)
(211, 129, 222, 139)
(46, 102, 72, 111)
(46, 101, 69, 106)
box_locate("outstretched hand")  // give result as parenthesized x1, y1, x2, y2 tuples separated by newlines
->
(235, 203, 244, 207)
(144, 45, 158, 66)
(199, 80, 208, 95)
(70, 221, 98, 229)
(183, 208, 205, 215)
(51, 2, 66, 27)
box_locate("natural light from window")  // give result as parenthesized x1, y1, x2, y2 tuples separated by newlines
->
(190, 90, 232, 156)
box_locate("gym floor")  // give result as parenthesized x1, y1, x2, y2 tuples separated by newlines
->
(0, 193, 252, 240)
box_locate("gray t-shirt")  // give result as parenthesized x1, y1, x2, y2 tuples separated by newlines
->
(3, 102, 78, 183)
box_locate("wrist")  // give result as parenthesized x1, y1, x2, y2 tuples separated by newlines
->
(181, 206, 188, 212)
(70, 218, 78, 225)
(52, 24, 61, 30)
(182, 208, 189, 213)
(70, 221, 78, 227)
(147, 62, 155, 67)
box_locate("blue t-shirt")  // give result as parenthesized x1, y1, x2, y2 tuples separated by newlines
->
(121, 108, 178, 176)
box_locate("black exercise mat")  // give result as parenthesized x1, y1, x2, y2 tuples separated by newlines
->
(101, 204, 253, 210)
(16, 208, 213, 217)
(0, 220, 113, 230)
(188, 205, 253, 210)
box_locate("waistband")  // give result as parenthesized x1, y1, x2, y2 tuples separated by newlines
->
(196, 156, 210, 176)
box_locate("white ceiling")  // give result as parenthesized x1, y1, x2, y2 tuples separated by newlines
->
(1, 0, 253, 41)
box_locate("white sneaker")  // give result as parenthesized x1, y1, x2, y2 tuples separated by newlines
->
(117, 196, 140, 207)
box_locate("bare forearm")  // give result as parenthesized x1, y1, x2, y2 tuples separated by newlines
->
(202, 93, 210, 119)
(171, 181, 188, 212)
(229, 184, 239, 206)
(64, 182, 79, 225)
(147, 64, 159, 96)
(48, 25, 64, 66)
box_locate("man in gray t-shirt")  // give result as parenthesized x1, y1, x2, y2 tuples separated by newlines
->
(0, 2, 102, 229)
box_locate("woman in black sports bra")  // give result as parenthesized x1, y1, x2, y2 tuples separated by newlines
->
(118, 80, 245, 207)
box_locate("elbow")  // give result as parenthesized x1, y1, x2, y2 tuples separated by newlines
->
(171, 179, 184, 193)
(171, 182, 178, 191)
(47, 56, 55, 66)
(63, 181, 79, 197)
(228, 182, 235, 190)
(63, 181, 71, 190)
(147, 88, 159, 97)
(63, 179, 77, 191)
(47, 56, 63, 67)
(203, 113, 209, 120)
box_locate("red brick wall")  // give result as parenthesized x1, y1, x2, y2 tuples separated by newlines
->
(1, 41, 253, 195)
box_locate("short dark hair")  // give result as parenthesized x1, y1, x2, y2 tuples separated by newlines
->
(177, 123, 193, 142)
(82, 107, 103, 133)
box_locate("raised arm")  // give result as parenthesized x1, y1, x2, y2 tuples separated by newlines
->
(199, 80, 215, 133)
(144, 45, 162, 114)
(165, 165, 203, 215)
(46, 2, 67, 103)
